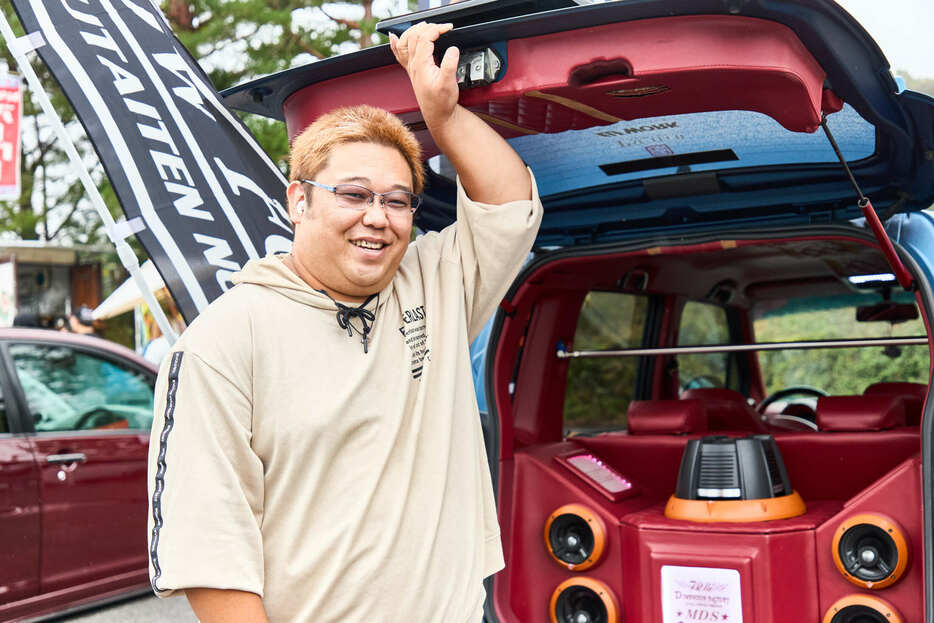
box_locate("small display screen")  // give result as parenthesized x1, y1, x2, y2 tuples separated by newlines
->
(566, 453, 633, 494)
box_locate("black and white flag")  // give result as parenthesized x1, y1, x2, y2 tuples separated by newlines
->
(10, 0, 292, 323)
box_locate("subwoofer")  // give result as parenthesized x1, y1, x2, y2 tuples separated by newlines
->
(832, 513, 908, 589)
(822, 594, 903, 623)
(550, 578, 619, 623)
(544, 504, 606, 571)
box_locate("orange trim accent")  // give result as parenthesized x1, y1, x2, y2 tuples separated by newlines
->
(664, 491, 806, 523)
(525, 90, 621, 123)
(544, 504, 607, 571)
(821, 594, 903, 623)
(721, 240, 738, 249)
(831, 513, 909, 590)
(549, 577, 619, 623)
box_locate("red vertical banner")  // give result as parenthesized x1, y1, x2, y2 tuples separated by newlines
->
(0, 73, 22, 201)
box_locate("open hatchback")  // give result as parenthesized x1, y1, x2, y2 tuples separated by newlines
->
(225, 1, 934, 621)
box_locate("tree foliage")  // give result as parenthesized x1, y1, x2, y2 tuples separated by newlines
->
(0, 1, 395, 243)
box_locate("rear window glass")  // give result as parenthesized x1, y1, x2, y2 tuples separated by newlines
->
(432, 105, 875, 197)
(563, 291, 648, 432)
(754, 295, 929, 396)
(677, 301, 734, 391)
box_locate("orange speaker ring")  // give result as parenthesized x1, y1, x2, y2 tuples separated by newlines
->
(664, 491, 806, 523)
(544, 503, 607, 571)
(831, 512, 909, 589)
(821, 594, 903, 623)
(549, 577, 619, 623)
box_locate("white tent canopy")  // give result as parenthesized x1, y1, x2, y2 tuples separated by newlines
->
(93, 260, 166, 320)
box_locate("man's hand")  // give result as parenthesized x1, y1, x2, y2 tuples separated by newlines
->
(389, 23, 459, 130)
(389, 23, 532, 204)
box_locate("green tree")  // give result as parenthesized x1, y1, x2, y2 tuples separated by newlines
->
(164, 0, 394, 172)
(0, 1, 400, 243)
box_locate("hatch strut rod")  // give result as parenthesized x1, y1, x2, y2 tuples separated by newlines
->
(556, 336, 928, 359)
(820, 115, 915, 291)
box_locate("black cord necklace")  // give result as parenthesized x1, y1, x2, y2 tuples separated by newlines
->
(316, 289, 380, 354)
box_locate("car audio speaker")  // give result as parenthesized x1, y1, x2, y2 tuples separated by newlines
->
(544, 504, 606, 571)
(822, 594, 903, 623)
(549, 577, 619, 623)
(832, 513, 909, 589)
(665, 434, 806, 522)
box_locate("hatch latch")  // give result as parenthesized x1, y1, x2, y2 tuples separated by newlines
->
(456, 48, 503, 89)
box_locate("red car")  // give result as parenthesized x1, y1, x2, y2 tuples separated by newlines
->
(0, 328, 157, 622)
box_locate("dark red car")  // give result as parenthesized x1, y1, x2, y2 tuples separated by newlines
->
(0, 328, 157, 622)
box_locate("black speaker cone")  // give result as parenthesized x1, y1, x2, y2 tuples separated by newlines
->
(555, 585, 608, 623)
(548, 513, 595, 566)
(829, 604, 889, 623)
(838, 524, 898, 583)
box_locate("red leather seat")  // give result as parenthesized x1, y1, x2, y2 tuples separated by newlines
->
(816, 394, 906, 431)
(627, 399, 706, 435)
(680, 387, 769, 433)
(863, 382, 926, 425)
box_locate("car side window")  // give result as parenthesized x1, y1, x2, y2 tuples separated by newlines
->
(9, 343, 155, 432)
(563, 292, 648, 433)
(677, 301, 732, 390)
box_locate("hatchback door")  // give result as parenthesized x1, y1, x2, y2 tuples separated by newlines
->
(2, 339, 156, 595)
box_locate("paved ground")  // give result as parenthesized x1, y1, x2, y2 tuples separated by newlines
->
(49, 594, 198, 622)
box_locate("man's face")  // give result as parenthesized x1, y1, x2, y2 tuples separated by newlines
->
(289, 141, 414, 302)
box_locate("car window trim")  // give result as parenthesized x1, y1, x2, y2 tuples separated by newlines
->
(0, 337, 157, 435)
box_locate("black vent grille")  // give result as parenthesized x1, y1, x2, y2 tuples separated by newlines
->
(698, 445, 739, 488)
(761, 442, 786, 495)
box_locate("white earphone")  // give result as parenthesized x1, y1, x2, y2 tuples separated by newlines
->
(296, 199, 305, 215)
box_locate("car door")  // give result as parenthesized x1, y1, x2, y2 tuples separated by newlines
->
(0, 357, 40, 606)
(2, 339, 156, 594)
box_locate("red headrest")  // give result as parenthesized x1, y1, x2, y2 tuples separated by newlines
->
(864, 382, 926, 425)
(816, 395, 907, 431)
(628, 399, 706, 435)
(679, 388, 769, 433)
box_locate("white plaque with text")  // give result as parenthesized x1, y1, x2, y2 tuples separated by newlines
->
(661, 565, 743, 622)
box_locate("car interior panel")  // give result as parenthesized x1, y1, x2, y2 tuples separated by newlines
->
(485, 230, 929, 623)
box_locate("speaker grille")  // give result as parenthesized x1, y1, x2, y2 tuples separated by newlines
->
(549, 578, 619, 623)
(548, 514, 595, 566)
(831, 513, 909, 590)
(822, 595, 903, 623)
(544, 504, 607, 571)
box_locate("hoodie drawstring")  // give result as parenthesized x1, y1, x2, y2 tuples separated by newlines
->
(317, 290, 379, 354)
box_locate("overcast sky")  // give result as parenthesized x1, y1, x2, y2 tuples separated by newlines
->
(832, 0, 934, 78)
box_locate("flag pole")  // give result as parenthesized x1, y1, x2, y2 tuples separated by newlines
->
(0, 11, 178, 345)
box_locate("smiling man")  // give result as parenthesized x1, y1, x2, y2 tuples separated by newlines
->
(146, 22, 542, 623)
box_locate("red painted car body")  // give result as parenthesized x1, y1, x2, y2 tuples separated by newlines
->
(0, 328, 158, 622)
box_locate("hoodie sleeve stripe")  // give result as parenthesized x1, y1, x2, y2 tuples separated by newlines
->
(149, 351, 183, 594)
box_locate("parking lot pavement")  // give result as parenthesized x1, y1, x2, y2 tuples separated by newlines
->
(50, 593, 198, 622)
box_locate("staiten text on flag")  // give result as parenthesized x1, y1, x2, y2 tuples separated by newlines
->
(9, 0, 292, 323)
(0, 72, 22, 202)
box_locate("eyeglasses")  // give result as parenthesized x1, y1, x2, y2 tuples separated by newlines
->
(301, 179, 421, 215)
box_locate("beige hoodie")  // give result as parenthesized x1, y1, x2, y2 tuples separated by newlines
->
(147, 175, 542, 623)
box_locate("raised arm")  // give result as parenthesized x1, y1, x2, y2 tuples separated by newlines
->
(390, 23, 532, 204)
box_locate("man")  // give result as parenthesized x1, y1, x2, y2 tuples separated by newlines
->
(147, 23, 542, 623)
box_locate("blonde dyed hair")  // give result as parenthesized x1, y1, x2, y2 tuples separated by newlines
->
(289, 105, 424, 194)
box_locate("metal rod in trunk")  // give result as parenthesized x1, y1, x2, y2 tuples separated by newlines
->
(556, 336, 928, 359)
